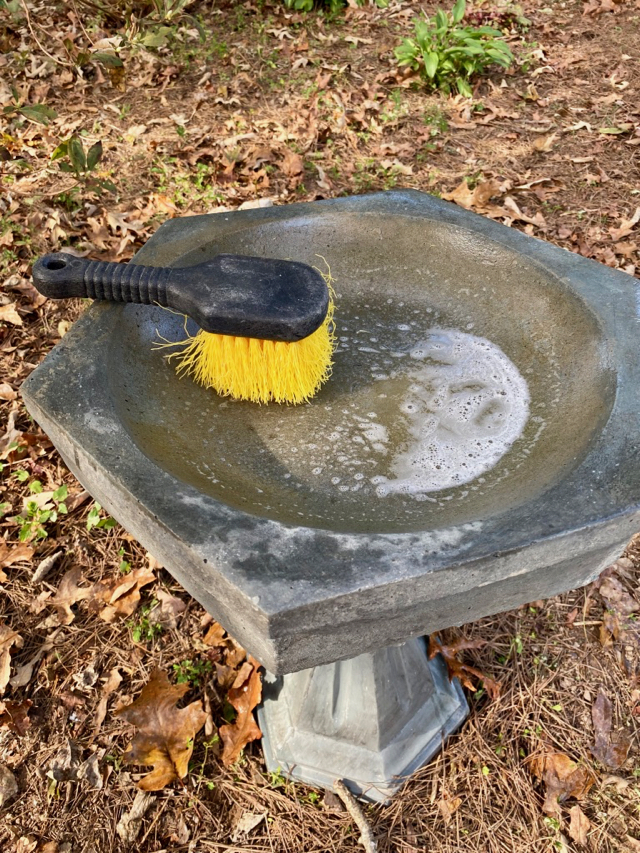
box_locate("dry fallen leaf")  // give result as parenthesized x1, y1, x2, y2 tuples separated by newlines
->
(231, 811, 266, 842)
(442, 178, 502, 211)
(569, 804, 590, 845)
(0, 698, 32, 735)
(280, 149, 304, 188)
(203, 621, 227, 647)
(533, 132, 557, 152)
(591, 688, 631, 768)
(48, 567, 92, 625)
(32, 550, 63, 584)
(0, 403, 22, 460)
(599, 575, 638, 616)
(0, 624, 23, 694)
(0, 541, 34, 572)
(116, 790, 154, 843)
(437, 790, 462, 825)
(0, 303, 23, 326)
(149, 589, 186, 630)
(528, 751, 596, 815)
(0, 763, 18, 807)
(602, 774, 630, 792)
(117, 668, 207, 790)
(428, 634, 501, 700)
(10, 631, 60, 689)
(220, 656, 263, 766)
(92, 667, 123, 737)
(0, 382, 17, 401)
(609, 207, 640, 241)
(89, 567, 155, 622)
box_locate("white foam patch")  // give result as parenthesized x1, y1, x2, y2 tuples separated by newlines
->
(251, 328, 530, 500)
(375, 330, 529, 494)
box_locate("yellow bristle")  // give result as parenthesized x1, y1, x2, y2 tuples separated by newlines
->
(167, 273, 335, 405)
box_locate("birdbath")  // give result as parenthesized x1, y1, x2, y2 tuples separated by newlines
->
(22, 190, 640, 801)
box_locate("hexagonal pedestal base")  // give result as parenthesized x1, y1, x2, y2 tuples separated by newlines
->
(258, 638, 468, 803)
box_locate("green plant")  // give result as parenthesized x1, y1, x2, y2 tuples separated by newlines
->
(86, 502, 118, 532)
(2, 87, 57, 126)
(0, 0, 23, 20)
(423, 105, 449, 134)
(267, 768, 287, 788)
(15, 482, 68, 542)
(128, 600, 163, 643)
(172, 658, 213, 687)
(394, 0, 514, 97)
(51, 135, 101, 177)
(283, 0, 387, 12)
(118, 547, 132, 574)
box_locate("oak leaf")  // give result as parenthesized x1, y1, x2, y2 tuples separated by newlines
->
(89, 567, 156, 622)
(116, 668, 207, 791)
(203, 621, 227, 647)
(442, 178, 502, 211)
(49, 567, 92, 625)
(428, 634, 501, 700)
(280, 149, 304, 179)
(220, 656, 263, 766)
(528, 751, 595, 814)
(591, 688, 631, 768)
(437, 790, 462, 825)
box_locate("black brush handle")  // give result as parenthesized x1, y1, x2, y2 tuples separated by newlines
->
(32, 251, 330, 342)
(32, 254, 172, 306)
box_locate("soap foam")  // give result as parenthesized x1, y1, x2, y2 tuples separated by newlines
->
(252, 327, 530, 500)
(375, 329, 529, 494)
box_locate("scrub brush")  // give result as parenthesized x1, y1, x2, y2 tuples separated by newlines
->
(32, 252, 335, 405)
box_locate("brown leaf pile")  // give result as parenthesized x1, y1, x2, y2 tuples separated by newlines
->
(42, 566, 156, 627)
(428, 634, 501, 700)
(117, 668, 207, 791)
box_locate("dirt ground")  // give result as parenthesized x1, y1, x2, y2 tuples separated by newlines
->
(2, 0, 640, 850)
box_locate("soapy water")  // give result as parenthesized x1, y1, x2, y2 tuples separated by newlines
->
(251, 327, 531, 498)
(372, 329, 530, 494)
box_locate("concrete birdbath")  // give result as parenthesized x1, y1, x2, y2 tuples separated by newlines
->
(22, 190, 640, 801)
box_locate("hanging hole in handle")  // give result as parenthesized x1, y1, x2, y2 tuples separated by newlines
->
(45, 259, 66, 270)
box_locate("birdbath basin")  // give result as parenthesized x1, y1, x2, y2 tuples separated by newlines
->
(22, 190, 640, 800)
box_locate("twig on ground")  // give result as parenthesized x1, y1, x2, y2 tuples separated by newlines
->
(333, 779, 377, 853)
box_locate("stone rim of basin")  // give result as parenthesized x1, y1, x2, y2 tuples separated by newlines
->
(22, 190, 640, 673)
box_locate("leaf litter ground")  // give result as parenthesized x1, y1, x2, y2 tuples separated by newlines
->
(1, 0, 640, 850)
